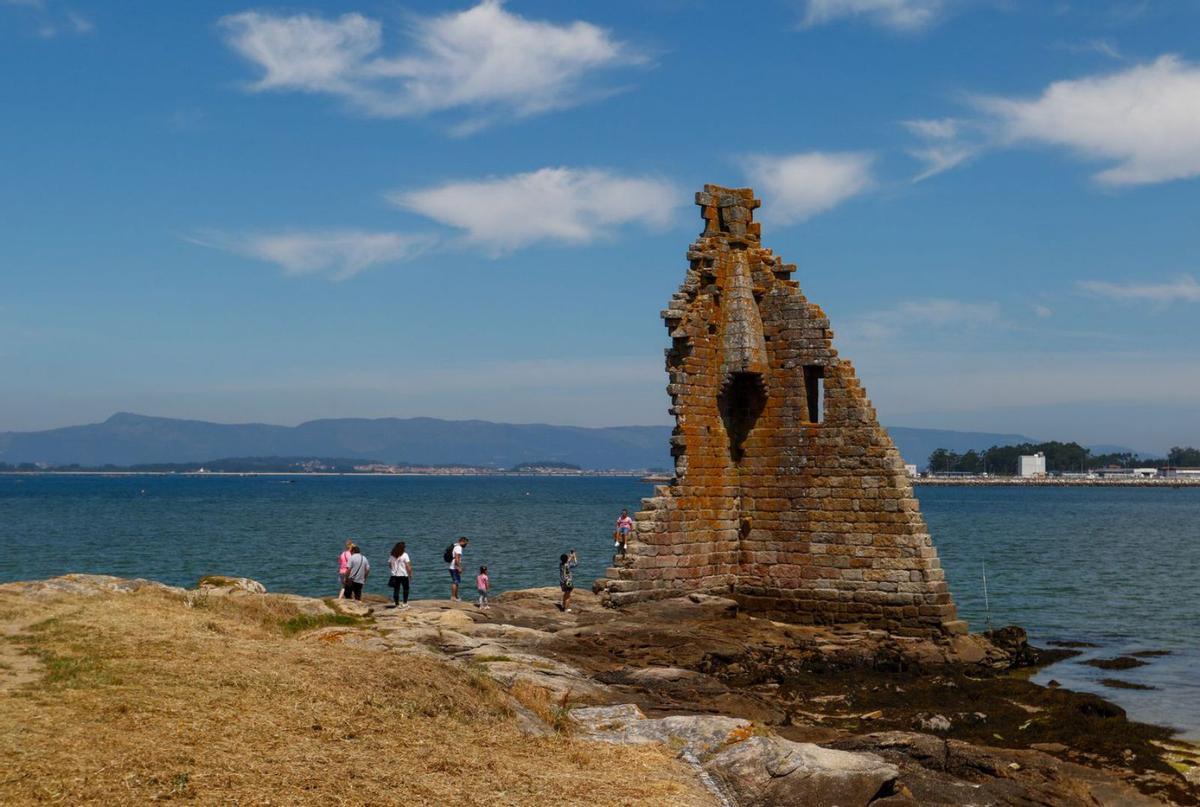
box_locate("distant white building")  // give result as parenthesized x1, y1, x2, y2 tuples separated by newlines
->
(1017, 453, 1046, 478)
(1164, 468, 1200, 479)
(1094, 467, 1158, 479)
(904, 463, 918, 478)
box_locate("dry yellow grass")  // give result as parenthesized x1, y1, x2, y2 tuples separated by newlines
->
(0, 587, 712, 806)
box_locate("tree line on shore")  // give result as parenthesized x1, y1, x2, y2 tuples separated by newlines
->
(927, 443, 1200, 475)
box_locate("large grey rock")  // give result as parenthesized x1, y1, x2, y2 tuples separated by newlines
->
(331, 599, 371, 617)
(268, 593, 334, 617)
(570, 704, 751, 758)
(704, 735, 899, 806)
(196, 575, 267, 594)
(486, 661, 612, 701)
(0, 574, 183, 599)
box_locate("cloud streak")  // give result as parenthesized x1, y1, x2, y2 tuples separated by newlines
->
(189, 230, 434, 280)
(219, 1, 644, 131)
(801, 0, 948, 31)
(390, 167, 679, 253)
(741, 151, 874, 224)
(2, 0, 92, 38)
(901, 117, 980, 181)
(1078, 275, 1200, 304)
(853, 298, 1002, 340)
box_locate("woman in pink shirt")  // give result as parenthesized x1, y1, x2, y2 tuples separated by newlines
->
(336, 539, 353, 600)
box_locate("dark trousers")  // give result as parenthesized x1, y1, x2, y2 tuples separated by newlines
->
(390, 576, 410, 605)
(343, 581, 364, 600)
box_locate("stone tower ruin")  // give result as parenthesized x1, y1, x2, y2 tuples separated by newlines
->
(595, 185, 965, 636)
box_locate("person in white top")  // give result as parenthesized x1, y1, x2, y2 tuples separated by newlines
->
(388, 541, 413, 609)
(447, 536, 469, 601)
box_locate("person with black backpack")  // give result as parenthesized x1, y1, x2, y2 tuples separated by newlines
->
(445, 536, 469, 601)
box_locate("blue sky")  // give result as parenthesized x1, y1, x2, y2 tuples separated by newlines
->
(3, 0, 1199, 453)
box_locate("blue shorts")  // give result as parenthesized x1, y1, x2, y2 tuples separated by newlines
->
(449, 569, 462, 584)
(619, 527, 631, 536)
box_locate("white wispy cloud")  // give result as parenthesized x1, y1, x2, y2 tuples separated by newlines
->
(906, 55, 1200, 186)
(218, 1, 644, 131)
(2, 0, 93, 37)
(189, 230, 434, 280)
(854, 298, 1001, 340)
(1032, 304, 1053, 319)
(902, 117, 980, 181)
(1078, 275, 1200, 303)
(741, 152, 874, 224)
(801, 0, 948, 31)
(1053, 38, 1123, 61)
(389, 167, 679, 253)
(978, 55, 1200, 186)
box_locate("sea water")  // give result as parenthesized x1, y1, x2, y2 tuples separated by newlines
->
(1, 475, 1196, 738)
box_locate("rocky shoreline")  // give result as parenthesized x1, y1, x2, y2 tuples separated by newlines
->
(2, 574, 1197, 805)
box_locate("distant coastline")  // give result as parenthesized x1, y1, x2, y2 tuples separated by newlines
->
(914, 476, 1200, 487)
(0, 469, 646, 478)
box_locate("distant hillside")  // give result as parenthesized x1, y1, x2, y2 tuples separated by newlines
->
(0, 413, 1038, 470)
(0, 413, 672, 470)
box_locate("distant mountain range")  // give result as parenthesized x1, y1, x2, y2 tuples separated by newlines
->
(0, 412, 1046, 470)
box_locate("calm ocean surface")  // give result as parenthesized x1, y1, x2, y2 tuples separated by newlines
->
(1, 475, 1197, 739)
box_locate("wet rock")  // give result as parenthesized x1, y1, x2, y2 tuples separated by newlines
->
(917, 714, 952, 733)
(1100, 678, 1157, 691)
(624, 666, 712, 686)
(704, 735, 899, 807)
(830, 731, 1163, 806)
(1030, 742, 1068, 754)
(1084, 656, 1149, 671)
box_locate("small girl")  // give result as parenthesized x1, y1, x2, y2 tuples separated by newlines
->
(336, 539, 353, 600)
(476, 566, 490, 609)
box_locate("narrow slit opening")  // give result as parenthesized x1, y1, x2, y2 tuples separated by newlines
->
(804, 365, 824, 423)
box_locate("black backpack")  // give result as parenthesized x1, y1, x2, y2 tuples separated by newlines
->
(443, 544, 455, 563)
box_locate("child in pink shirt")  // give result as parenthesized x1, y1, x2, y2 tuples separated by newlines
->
(476, 566, 490, 609)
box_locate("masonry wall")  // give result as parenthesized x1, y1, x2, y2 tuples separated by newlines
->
(595, 185, 964, 636)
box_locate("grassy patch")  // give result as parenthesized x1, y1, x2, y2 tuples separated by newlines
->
(0, 587, 707, 805)
(278, 612, 360, 636)
(38, 649, 111, 688)
(473, 654, 514, 663)
(509, 679, 575, 734)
